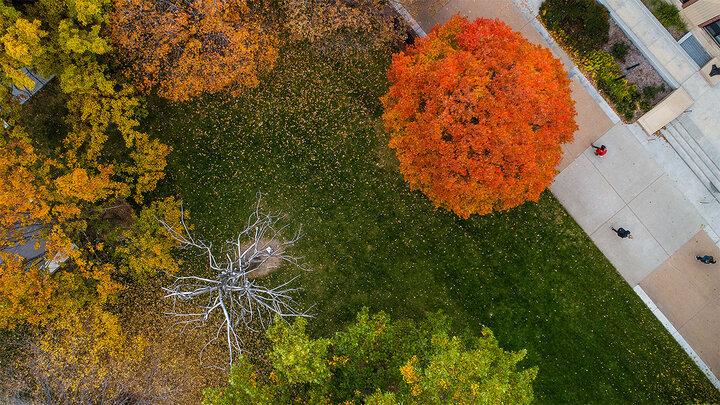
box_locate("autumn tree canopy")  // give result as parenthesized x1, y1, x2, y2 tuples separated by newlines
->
(1, 307, 193, 404)
(0, 129, 183, 327)
(382, 16, 577, 218)
(110, 0, 277, 101)
(0, 126, 176, 328)
(0, 0, 170, 220)
(204, 309, 537, 404)
(278, 0, 405, 54)
(0, 0, 176, 327)
(0, 133, 175, 328)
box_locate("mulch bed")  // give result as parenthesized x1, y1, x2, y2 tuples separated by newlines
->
(602, 18, 672, 121)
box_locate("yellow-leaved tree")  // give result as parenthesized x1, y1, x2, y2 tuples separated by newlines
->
(1, 307, 190, 404)
(0, 0, 178, 328)
(0, 127, 183, 328)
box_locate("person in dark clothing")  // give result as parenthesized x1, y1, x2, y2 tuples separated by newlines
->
(611, 227, 633, 239)
(592, 144, 607, 156)
(696, 255, 716, 264)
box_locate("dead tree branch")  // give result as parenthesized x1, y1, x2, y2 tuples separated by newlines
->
(158, 194, 312, 366)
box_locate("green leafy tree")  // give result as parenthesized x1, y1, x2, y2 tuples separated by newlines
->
(203, 309, 537, 404)
(1, 0, 168, 196)
(0, 3, 46, 121)
(0, 4, 46, 92)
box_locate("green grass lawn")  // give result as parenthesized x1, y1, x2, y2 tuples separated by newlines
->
(145, 45, 720, 403)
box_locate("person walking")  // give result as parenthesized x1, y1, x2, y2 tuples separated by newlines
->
(592, 144, 607, 156)
(611, 227, 633, 239)
(696, 255, 716, 264)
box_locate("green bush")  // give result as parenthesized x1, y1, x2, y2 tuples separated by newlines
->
(599, 76, 641, 120)
(540, 0, 642, 120)
(642, 84, 665, 100)
(583, 50, 641, 120)
(611, 42, 630, 60)
(639, 100, 653, 111)
(653, 2, 687, 32)
(540, 0, 610, 53)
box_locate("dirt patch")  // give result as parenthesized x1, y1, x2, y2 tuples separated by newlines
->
(663, 24, 687, 41)
(99, 199, 135, 239)
(602, 18, 672, 119)
(243, 239, 282, 279)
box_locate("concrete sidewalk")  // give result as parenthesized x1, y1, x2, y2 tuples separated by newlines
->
(411, 0, 720, 388)
(551, 123, 704, 285)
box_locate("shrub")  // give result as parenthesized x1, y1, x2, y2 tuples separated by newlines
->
(642, 84, 665, 100)
(541, 0, 642, 120)
(639, 100, 653, 111)
(382, 16, 578, 217)
(582, 50, 641, 120)
(611, 42, 630, 60)
(653, 2, 687, 32)
(539, 0, 610, 53)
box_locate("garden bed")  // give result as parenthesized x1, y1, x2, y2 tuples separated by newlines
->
(539, 0, 671, 122)
(602, 18, 672, 120)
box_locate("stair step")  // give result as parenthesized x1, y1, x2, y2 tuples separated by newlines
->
(667, 123, 720, 190)
(660, 125, 720, 195)
(670, 119, 720, 182)
(676, 114, 720, 171)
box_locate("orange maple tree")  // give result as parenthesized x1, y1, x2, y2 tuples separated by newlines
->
(382, 16, 577, 218)
(110, 0, 277, 101)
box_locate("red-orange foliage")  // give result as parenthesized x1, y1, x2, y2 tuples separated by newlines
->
(382, 16, 577, 218)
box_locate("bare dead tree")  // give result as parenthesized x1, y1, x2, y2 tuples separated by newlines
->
(157, 194, 312, 366)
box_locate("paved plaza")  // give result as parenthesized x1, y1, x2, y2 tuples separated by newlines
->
(411, 0, 720, 388)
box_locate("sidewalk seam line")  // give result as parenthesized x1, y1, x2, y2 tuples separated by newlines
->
(623, 173, 664, 208)
(675, 293, 713, 331)
(627, 200, 674, 258)
(583, 148, 631, 235)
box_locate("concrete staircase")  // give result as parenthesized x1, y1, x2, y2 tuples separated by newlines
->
(660, 117, 720, 198)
